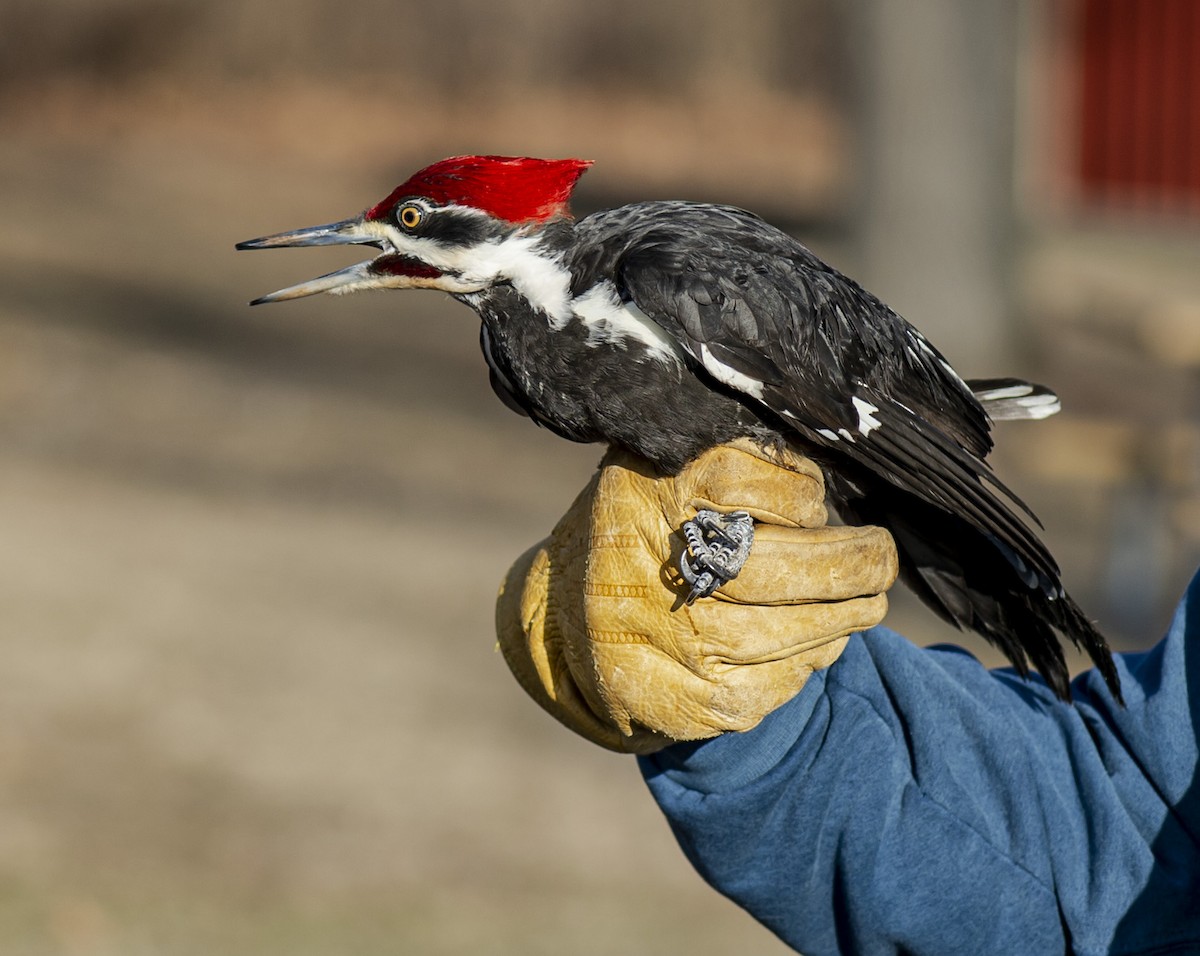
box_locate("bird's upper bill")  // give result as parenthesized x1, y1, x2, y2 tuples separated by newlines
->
(236, 154, 591, 305)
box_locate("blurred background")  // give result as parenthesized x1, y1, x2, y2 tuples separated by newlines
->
(1, 0, 1199, 952)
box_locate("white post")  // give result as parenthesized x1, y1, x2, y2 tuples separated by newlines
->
(851, 0, 1020, 373)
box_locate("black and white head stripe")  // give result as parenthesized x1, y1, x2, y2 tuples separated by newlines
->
(390, 200, 509, 248)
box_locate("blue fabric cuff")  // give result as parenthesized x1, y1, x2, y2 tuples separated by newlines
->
(639, 664, 829, 794)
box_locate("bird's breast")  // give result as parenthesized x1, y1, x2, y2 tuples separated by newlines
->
(474, 287, 772, 472)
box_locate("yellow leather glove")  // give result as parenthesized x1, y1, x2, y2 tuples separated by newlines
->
(495, 440, 899, 754)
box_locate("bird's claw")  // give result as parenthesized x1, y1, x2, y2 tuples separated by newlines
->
(679, 509, 755, 604)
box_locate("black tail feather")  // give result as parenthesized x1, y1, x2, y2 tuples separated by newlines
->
(827, 470, 1122, 704)
(968, 377, 1062, 422)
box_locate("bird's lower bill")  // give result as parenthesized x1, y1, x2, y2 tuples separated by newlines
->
(243, 256, 450, 305)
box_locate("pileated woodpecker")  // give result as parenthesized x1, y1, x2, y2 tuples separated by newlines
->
(238, 155, 1119, 702)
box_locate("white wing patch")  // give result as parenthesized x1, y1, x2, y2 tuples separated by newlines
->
(571, 282, 685, 365)
(806, 397, 881, 444)
(908, 329, 936, 356)
(938, 358, 968, 389)
(696, 343, 765, 399)
(906, 327, 972, 391)
(852, 396, 882, 435)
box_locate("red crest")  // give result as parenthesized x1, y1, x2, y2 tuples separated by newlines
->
(365, 155, 593, 224)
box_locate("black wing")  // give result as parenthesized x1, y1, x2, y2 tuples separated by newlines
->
(572, 201, 1117, 699)
(574, 204, 993, 452)
(575, 202, 1057, 586)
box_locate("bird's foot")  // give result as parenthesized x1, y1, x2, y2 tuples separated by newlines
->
(679, 509, 755, 604)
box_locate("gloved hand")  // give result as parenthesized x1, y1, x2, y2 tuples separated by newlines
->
(496, 440, 898, 754)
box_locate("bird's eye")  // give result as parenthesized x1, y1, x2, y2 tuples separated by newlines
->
(398, 205, 423, 230)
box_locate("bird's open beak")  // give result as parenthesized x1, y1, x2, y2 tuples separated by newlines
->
(236, 217, 441, 304)
(237, 217, 379, 251)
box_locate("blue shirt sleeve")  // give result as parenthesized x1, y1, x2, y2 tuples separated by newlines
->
(639, 572, 1200, 956)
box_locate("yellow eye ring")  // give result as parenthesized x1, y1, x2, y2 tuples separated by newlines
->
(398, 205, 423, 229)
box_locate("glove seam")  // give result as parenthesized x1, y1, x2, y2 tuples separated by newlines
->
(585, 627, 651, 645)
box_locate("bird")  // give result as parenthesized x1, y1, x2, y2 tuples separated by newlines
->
(237, 154, 1120, 703)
